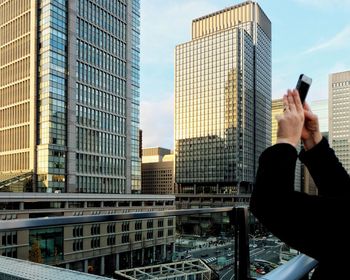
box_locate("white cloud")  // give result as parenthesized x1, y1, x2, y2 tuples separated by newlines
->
(140, 96, 174, 149)
(303, 25, 350, 54)
(140, 0, 233, 65)
(294, 0, 350, 9)
(140, 0, 233, 149)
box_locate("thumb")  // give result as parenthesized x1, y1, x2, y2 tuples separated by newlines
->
(304, 109, 316, 121)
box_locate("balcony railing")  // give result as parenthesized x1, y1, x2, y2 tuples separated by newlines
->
(0, 207, 317, 280)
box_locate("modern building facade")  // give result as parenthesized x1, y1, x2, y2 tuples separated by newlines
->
(0, 0, 141, 194)
(0, 193, 175, 276)
(311, 99, 328, 135)
(271, 99, 302, 191)
(271, 98, 283, 145)
(141, 147, 174, 194)
(303, 99, 329, 195)
(329, 71, 350, 172)
(175, 1, 271, 195)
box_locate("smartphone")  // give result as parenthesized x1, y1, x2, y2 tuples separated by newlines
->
(296, 74, 312, 103)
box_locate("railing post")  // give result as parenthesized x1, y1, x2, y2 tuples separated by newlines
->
(231, 207, 251, 280)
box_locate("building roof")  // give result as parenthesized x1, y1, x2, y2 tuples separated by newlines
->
(0, 192, 175, 202)
(114, 259, 212, 280)
(0, 256, 111, 280)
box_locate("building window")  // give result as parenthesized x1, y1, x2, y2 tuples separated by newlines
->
(135, 221, 142, 230)
(147, 220, 153, 229)
(1, 232, 17, 246)
(122, 222, 129, 232)
(91, 238, 100, 248)
(73, 239, 83, 251)
(122, 234, 129, 243)
(146, 231, 153, 240)
(107, 236, 116, 246)
(168, 218, 174, 226)
(158, 230, 164, 238)
(168, 229, 173, 236)
(91, 224, 100, 235)
(157, 219, 163, 228)
(107, 223, 116, 233)
(73, 226, 83, 237)
(135, 232, 142, 241)
(1, 248, 17, 258)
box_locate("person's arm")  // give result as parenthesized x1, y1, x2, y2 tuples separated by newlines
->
(250, 90, 346, 263)
(299, 137, 350, 197)
(250, 143, 345, 263)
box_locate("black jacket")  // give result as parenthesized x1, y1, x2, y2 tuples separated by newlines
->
(250, 137, 350, 279)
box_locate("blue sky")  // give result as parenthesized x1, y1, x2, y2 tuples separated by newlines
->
(140, 0, 350, 149)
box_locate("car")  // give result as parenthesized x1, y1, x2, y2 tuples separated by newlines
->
(200, 253, 209, 258)
(184, 254, 192, 259)
(256, 267, 266, 275)
(227, 252, 233, 257)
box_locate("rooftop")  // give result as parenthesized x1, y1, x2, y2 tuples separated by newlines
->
(0, 256, 111, 280)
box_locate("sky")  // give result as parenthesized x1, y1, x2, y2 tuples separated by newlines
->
(140, 0, 350, 149)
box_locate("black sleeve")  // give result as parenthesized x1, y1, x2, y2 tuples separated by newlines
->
(250, 143, 347, 263)
(299, 137, 350, 197)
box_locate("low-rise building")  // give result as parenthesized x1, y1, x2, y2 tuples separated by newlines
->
(142, 148, 174, 194)
(0, 193, 175, 276)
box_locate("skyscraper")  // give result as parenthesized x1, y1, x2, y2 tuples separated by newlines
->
(329, 70, 350, 171)
(310, 99, 328, 135)
(271, 99, 302, 191)
(175, 1, 271, 194)
(271, 98, 283, 145)
(303, 99, 329, 195)
(142, 147, 174, 194)
(0, 0, 141, 194)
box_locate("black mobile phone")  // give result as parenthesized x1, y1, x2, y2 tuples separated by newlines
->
(296, 74, 312, 103)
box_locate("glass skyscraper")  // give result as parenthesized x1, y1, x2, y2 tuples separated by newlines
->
(0, 0, 141, 193)
(175, 1, 271, 194)
(329, 70, 350, 172)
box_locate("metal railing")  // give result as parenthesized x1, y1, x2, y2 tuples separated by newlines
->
(261, 254, 318, 280)
(0, 206, 318, 280)
(0, 171, 32, 190)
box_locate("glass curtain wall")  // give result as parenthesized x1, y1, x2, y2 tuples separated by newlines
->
(37, 0, 68, 192)
(76, 0, 128, 193)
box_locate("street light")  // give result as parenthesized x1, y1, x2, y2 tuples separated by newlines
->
(248, 234, 257, 248)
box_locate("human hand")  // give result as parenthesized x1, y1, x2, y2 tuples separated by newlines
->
(301, 102, 322, 150)
(276, 89, 304, 147)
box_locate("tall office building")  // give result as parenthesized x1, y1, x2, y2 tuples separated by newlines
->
(329, 70, 350, 171)
(175, 1, 271, 194)
(271, 99, 302, 191)
(142, 147, 174, 194)
(304, 99, 329, 195)
(271, 98, 283, 145)
(311, 99, 328, 135)
(0, 0, 141, 193)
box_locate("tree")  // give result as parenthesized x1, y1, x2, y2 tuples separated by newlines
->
(29, 241, 43, 263)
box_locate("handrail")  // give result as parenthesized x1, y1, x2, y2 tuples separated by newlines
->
(0, 206, 233, 231)
(0, 205, 318, 280)
(232, 207, 251, 280)
(259, 254, 318, 280)
(0, 172, 32, 188)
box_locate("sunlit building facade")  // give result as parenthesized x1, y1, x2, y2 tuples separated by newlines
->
(142, 147, 174, 194)
(175, 1, 271, 195)
(271, 99, 302, 191)
(329, 70, 350, 172)
(0, 0, 141, 193)
(0, 193, 175, 275)
(271, 98, 283, 145)
(303, 99, 328, 196)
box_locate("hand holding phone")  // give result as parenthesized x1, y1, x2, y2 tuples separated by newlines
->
(296, 74, 312, 104)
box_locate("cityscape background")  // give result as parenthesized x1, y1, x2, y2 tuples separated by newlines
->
(140, 0, 350, 148)
(1, 0, 350, 279)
